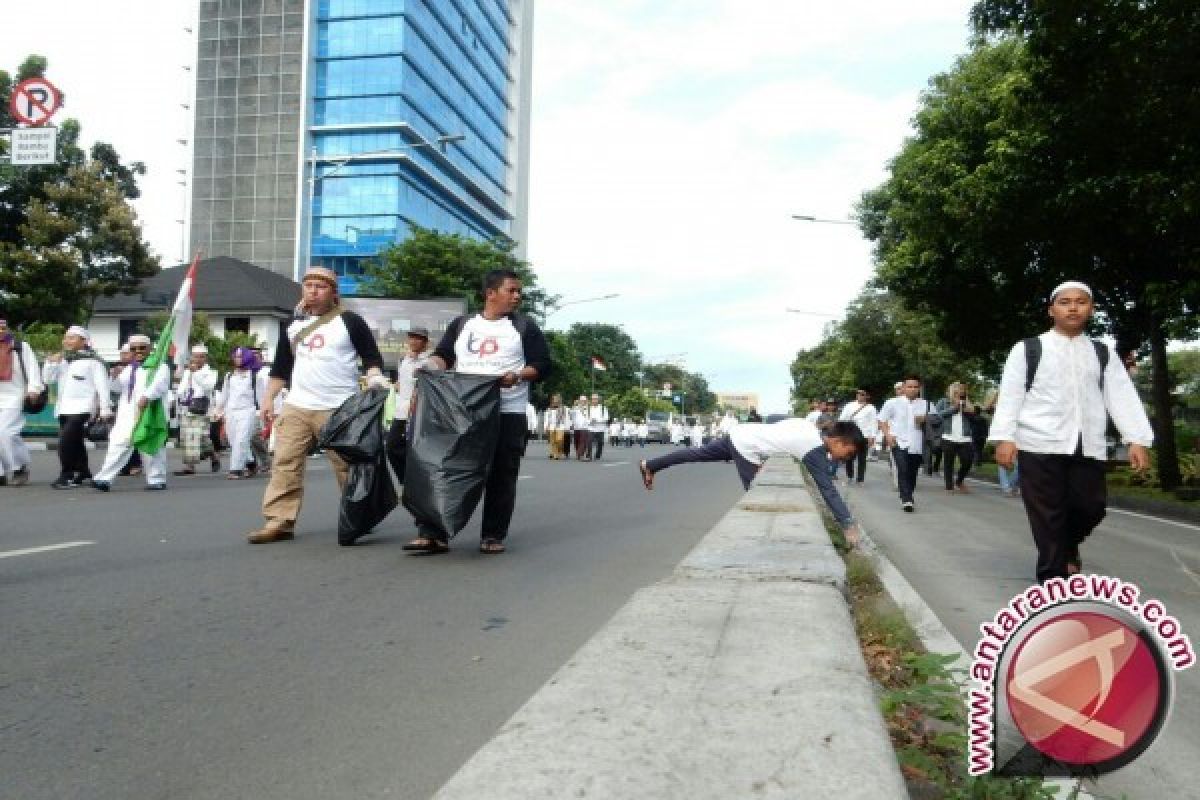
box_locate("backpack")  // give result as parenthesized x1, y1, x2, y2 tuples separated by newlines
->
(1023, 337, 1109, 392)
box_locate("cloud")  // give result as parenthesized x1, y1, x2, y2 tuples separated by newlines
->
(528, 1, 975, 411)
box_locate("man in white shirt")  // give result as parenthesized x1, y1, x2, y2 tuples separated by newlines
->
(990, 280, 1153, 582)
(92, 334, 173, 491)
(838, 389, 877, 485)
(878, 375, 929, 512)
(248, 266, 386, 543)
(43, 326, 113, 488)
(588, 393, 610, 461)
(174, 344, 221, 476)
(0, 319, 46, 486)
(385, 326, 431, 481)
(403, 269, 551, 555)
(639, 418, 865, 547)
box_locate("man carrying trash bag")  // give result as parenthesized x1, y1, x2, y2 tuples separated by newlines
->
(318, 388, 397, 546)
(402, 269, 551, 555)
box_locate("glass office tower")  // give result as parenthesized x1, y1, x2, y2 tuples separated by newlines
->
(190, 0, 533, 292)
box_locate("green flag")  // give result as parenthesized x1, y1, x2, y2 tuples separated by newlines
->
(132, 256, 198, 455)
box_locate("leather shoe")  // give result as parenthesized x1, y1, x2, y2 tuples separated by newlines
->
(92, 481, 111, 492)
(247, 528, 294, 544)
(145, 483, 167, 491)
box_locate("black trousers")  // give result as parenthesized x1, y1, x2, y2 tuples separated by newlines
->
(646, 436, 760, 490)
(1017, 449, 1106, 583)
(942, 440, 974, 489)
(845, 444, 867, 482)
(891, 446, 922, 503)
(479, 414, 528, 541)
(589, 430, 605, 460)
(57, 413, 92, 480)
(386, 419, 407, 484)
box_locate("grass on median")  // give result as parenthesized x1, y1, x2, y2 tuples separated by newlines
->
(827, 520, 1062, 799)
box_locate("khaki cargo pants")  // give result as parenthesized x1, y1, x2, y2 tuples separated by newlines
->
(260, 404, 349, 533)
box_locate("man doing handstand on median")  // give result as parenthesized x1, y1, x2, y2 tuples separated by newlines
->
(639, 418, 865, 546)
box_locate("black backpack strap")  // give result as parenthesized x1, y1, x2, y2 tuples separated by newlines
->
(251, 368, 259, 410)
(1023, 337, 1042, 392)
(1092, 339, 1109, 390)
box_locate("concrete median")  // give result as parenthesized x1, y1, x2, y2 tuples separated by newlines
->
(434, 459, 906, 799)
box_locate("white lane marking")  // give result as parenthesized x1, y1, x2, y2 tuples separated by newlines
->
(1170, 548, 1200, 592)
(0, 541, 94, 560)
(602, 461, 631, 467)
(966, 477, 1200, 532)
(518, 475, 532, 480)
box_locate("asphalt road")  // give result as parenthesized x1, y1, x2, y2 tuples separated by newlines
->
(844, 460, 1200, 799)
(1, 441, 742, 800)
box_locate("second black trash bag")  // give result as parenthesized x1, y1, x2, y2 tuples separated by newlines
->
(402, 371, 502, 540)
(318, 387, 389, 464)
(338, 457, 398, 546)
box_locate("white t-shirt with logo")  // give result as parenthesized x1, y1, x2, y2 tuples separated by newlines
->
(452, 315, 527, 413)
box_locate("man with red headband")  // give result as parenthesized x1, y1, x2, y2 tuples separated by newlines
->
(247, 266, 385, 544)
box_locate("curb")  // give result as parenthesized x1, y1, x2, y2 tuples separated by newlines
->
(841, 497, 1098, 799)
(433, 460, 907, 799)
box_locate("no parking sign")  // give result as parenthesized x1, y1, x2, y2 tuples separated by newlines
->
(9, 77, 63, 126)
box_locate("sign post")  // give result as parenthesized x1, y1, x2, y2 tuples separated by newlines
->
(9, 77, 63, 126)
(10, 127, 57, 165)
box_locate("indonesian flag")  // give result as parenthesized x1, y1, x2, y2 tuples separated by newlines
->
(131, 254, 199, 455)
(591, 356, 608, 371)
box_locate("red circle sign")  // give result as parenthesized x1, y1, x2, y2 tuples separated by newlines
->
(1005, 610, 1168, 769)
(10, 77, 63, 126)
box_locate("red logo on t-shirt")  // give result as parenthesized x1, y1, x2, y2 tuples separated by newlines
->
(303, 334, 325, 352)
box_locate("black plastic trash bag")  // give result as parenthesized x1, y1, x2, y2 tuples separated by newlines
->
(402, 371, 502, 540)
(318, 387, 389, 464)
(338, 456, 398, 546)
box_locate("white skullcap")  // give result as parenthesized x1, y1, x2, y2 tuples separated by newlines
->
(1050, 280, 1093, 302)
(66, 325, 90, 339)
(119, 344, 131, 354)
(191, 344, 208, 354)
(128, 334, 152, 346)
(894, 381, 904, 390)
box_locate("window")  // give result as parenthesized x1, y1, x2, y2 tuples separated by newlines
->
(225, 317, 251, 334)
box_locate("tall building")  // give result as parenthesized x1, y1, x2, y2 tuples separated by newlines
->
(189, 0, 533, 293)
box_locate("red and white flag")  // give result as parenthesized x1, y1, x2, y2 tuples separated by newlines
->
(591, 356, 608, 371)
(169, 254, 199, 363)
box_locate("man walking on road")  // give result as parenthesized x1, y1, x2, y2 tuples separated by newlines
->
(247, 266, 386, 543)
(838, 389, 877, 485)
(0, 319, 46, 486)
(92, 335, 172, 492)
(403, 269, 551, 555)
(989, 281, 1153, 582)
(175, 344, 221, 476)
(588, 393, 609, 461)
(878, 375, 929, 512)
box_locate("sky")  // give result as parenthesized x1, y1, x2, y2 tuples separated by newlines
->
(0, 0, 977, 413)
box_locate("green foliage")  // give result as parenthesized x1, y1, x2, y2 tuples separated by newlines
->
(140, 311, 262, 374)
(13, 321, 65, 356)
(534, 329, 589, 407)
(791, 290, 984, 409)
(607, 388, 674, 421)
(565, 322, 642, 397)
(361, 225, 557, 321)
(640, 361, 717, 413)
(0, 56, 159, 327)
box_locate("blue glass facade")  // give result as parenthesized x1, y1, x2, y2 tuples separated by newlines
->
(308, 0, 524, 293)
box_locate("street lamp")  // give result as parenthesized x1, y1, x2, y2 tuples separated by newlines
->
(785, 308, 840, 317)
(791, 214, 857, 225)
(544, 293, 620, 319)
(301, 133, 467, 281)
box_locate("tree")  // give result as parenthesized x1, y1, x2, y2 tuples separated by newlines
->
(0, 56, 159, 326)
(641, 361, 717, 415)
(532, 329, 589, 408)
(361, 225, 557, 320)
(141, 311, 262, 375)
(860, 9, 1200, 487)
(565, 322, 642, 397)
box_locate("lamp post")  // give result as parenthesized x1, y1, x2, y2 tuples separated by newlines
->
(790, 214, 857, 225)
(544, 293, 620, 320)
(301, 133, 466, 282)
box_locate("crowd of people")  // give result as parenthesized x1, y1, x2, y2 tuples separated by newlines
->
(0, 277, 1157, 583)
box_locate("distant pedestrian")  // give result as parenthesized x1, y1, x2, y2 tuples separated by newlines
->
(936, 382, 978, 493)
(838, 389, 877, 484)
(989, 281, 1153, 582)
(878, 375, 930, 512)
(109, 345, 143, 476)
(246, 266, 387, 543)
(402, 268, 551, 555)
(571, 395, 590, 460)
(214, 346, 270, 479)
(0, 319, 46, 486)
(542, 394, 568, 459)
(91, 334, 172, 491)
(42, 326, 112, 489)
(639, 419, 865, 547)
(636, 419, 649, 447)
(174, 344, 221, 476)
(747, 407, 762, 423)
(588, 393, 610, 461)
